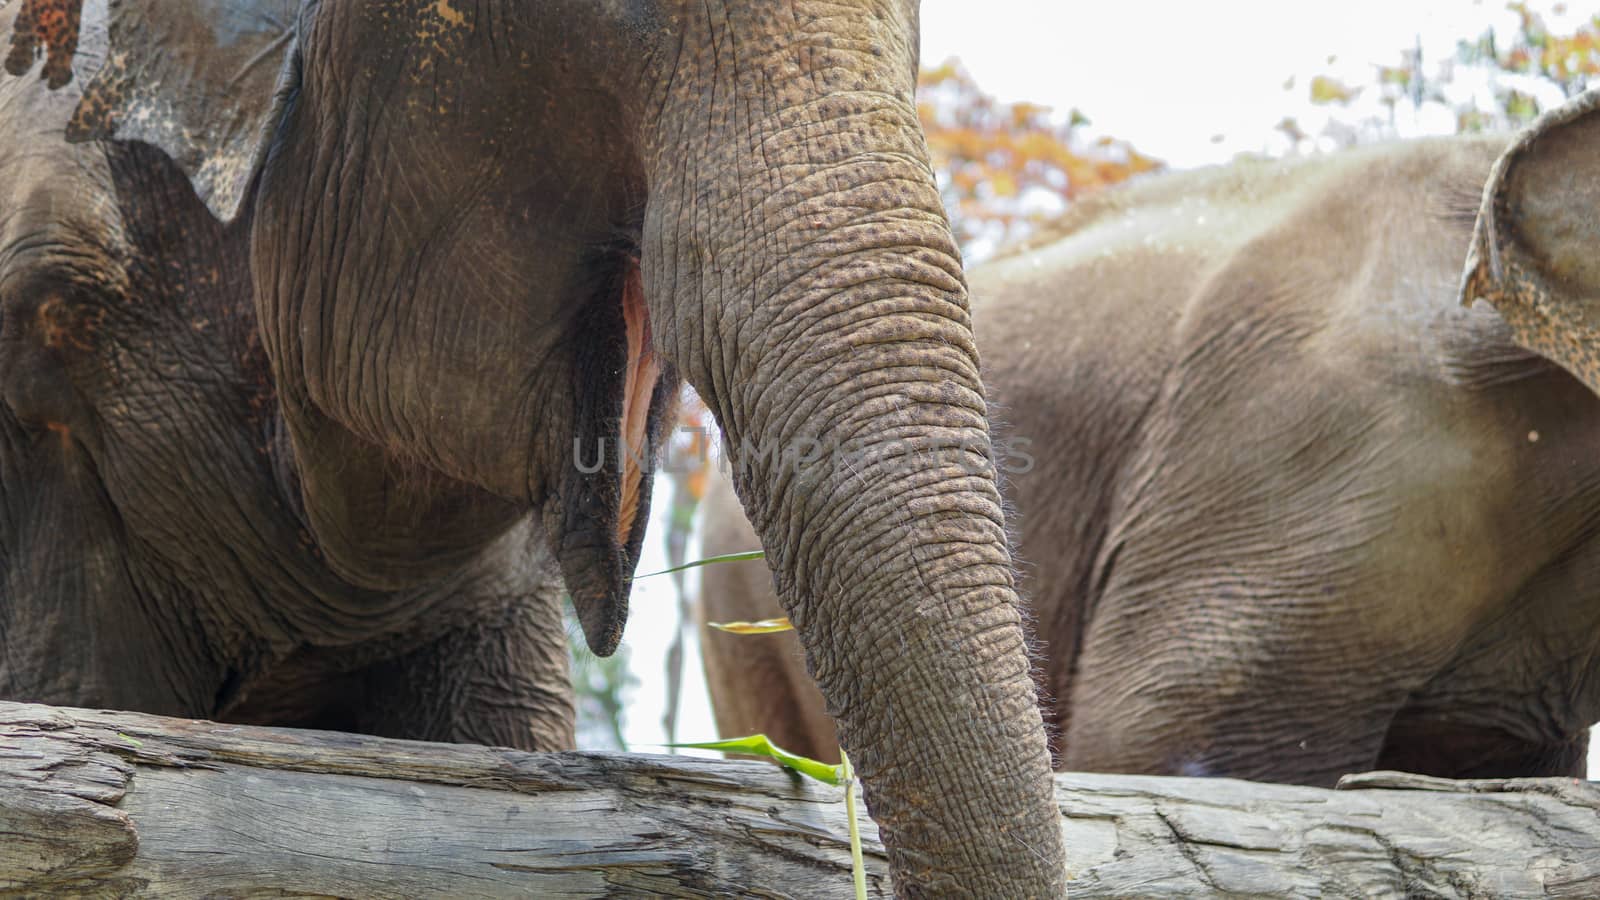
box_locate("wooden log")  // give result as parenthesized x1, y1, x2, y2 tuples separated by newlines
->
(1055, 770, 1599, 897)
(1, 700, 1596, 898)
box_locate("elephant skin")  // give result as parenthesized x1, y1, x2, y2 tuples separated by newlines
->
(0, 0, 575, 754)
(701, 133, 1600, 786)
(1, 1, 1065, 893)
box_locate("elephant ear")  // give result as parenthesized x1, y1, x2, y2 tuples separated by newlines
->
(3, 0, 300, 222)
(1461, 89, 1600, 394)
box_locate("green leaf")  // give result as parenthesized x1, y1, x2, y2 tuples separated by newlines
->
(116, 732, 143, 747)
(635, 550, 764, 579)
(667, 734, 845, 786)
(708, 617, 794, 634)
(842, 750, 867, 900)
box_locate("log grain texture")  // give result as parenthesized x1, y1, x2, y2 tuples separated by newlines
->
(0, 701, 1596, 898)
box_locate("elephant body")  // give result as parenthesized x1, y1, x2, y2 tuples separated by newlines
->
(2, 2, 1066, 892)
(0, 7, 575, 748)
(702, 133, 1600, 784)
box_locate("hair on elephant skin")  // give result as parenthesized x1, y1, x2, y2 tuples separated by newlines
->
(701, 130, 1600, 786)
(0, 1, 1066, 893)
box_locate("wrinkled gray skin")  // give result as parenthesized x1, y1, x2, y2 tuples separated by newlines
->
(703, 133, 1600, 784)
(1, 1, 1064, 893)
(0, 1, 573, 754)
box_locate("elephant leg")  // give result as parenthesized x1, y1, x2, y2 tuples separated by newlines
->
(224, 583, 574, 751)
(1377, 717, 1589, 779)
(1374, 597, 1600, 779)
(346, 583, 575, 751)
(1061, 612, 1408, 786)
(220, 523, 574, 751)
(1058, 478, 1456, 786)
(1051, 319, 1529, 786)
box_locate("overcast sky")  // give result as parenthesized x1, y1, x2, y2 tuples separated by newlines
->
(919, 0, 1543, 166)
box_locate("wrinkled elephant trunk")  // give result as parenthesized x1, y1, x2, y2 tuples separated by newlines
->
(637, 4, 1065, 893)
(7, 1, 1062, 884)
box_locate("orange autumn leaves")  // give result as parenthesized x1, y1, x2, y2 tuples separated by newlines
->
(1498, 2, 1600, 91)
(917, 60, 1162, 257)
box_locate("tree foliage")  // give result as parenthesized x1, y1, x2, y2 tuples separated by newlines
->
(1291, 1, 1600, 148)
(917, 60, 1162, 259)
(1484, 3, 1599, 94)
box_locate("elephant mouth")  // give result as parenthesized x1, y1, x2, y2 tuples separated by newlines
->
(549, 255, 677, 657)
(618, 266, 659, 547)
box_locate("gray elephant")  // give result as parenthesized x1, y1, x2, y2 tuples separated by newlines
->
(701, 131, 1600, 785)
(0, 0, 1066, 892)
(0, 0, 575, 752)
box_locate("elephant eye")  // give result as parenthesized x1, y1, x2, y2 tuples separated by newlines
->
(0, 280, 93, 432)
(0, 275, 104, 356)
(0, 276, 38, 336)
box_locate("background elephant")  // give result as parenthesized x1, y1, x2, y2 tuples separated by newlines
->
(701, 131, 1600, 785)
(1, 1, 1065, 891)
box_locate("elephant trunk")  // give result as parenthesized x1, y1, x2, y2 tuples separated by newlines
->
(638, 4, 1065, 893)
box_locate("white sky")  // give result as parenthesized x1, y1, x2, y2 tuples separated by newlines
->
(619, 1, 1600, 776)
(618, 479, 719, 757)
(921, 0, 1535, 166)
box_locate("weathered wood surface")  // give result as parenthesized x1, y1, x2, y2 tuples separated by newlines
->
(1057, 770, 1598, 897)
(1, 701, 1597, 898)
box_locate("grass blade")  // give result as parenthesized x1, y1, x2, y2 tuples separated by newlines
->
(842, 751, 867, 900)
(707, 617, 794, 634)
(666, 733, 844, 786)
(635, 550, 765, 579)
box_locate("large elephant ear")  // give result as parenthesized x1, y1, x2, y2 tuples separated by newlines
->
(1461, 89, 1600, 393)
(3, 0, 299, 222)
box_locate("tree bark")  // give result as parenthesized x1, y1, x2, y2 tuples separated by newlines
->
(1, 700, 1595, 898)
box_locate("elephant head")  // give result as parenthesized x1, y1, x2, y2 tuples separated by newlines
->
(1462, 88, 1600, 391)
(4, 0, 1065, 892)
(0, 0, 576, 749)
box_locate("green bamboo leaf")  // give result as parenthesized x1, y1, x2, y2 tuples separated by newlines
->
(708, 617, 794, 634)
(667, 734, 845, 786)
(842, 750, 867, 900)
(635, 550, 764, 579)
